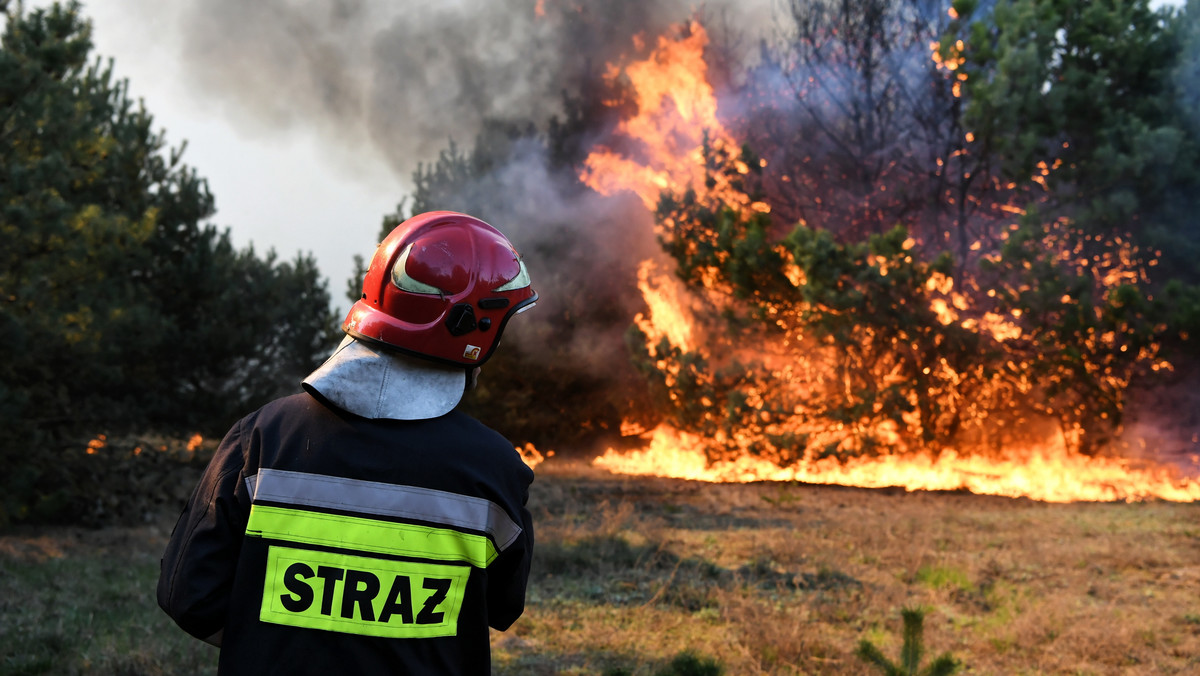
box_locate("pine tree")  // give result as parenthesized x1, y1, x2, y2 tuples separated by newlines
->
(0, 1, 338, 524)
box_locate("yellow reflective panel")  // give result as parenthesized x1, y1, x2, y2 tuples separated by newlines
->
(261, 546, 469, 639)
(245, 505, 499, 568)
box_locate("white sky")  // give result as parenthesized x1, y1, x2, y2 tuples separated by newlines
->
(83, 1, 401, 315)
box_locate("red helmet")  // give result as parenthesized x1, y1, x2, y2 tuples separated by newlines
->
(343, 211, 537, 366)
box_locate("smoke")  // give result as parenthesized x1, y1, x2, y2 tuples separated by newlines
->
(430, 134, 661, 376)
(176, 0, 772, 179)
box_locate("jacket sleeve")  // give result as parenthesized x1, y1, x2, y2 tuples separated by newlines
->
(486, 466, 535, 631)
(157, 417, 253, 640)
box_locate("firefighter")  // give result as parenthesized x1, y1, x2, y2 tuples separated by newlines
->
(158, 211, 537, 674)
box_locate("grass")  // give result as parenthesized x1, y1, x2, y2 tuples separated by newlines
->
(3, 459, 1200, 674)
(0, 525, 216, 675)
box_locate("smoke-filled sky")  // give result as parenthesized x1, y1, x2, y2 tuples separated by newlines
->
(58, 0, 1185, 315)
(75, 0, 775, 313)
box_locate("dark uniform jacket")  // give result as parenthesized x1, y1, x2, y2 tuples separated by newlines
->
(158, 391, 535, 675)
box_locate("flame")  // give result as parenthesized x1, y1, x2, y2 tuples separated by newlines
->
(634, 260, 694, 354)
(580, 22, 718, 208)
(85, 434, 106, 455)
(186, 434, 204, 452)
(518, 442, 551, 470)
(580, 21, 766, 214)
(573, 21, 1188, 503)
(596, 426, 1200, 503)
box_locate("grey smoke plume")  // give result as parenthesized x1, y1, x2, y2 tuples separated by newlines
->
(177, 0, 771, 180)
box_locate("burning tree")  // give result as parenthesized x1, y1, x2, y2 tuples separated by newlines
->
(581, 1, 1199, 472)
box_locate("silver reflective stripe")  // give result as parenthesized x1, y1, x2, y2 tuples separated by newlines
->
(247, 468, 522, 552)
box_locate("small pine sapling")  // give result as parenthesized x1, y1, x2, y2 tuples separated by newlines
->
(856, 606, 960, 676)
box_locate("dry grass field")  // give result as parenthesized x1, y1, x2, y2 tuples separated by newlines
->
(495, 461, 1200, 675)
(2, 458, 1198, 675)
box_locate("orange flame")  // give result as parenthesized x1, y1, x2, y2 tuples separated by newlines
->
(581, 22, 718, 208)
(85, 434, 106, 455)
(596, 426, 1200, 503)
(580, 21, 768, 215)
(635, 260, 694, 354)
(518, 442, 551, 470)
